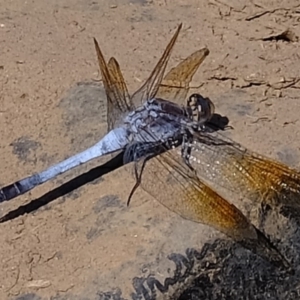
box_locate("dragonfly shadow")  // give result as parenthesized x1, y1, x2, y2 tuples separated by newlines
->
(0, 113, 229, 224)
(205, 113, 230, 132)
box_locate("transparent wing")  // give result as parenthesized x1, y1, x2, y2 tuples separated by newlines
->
(156, 48, 209, 105)
(130, 23, 182, 108)
(93, 39, 132, 130)
(129, 143, 290, 270)
(186, 129, 300, 211)
(107, 57, 133, 124)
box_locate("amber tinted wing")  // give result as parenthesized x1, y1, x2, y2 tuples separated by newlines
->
(107, 57, 133, 125)
(131, 23, 182, 108)
(186, 130, 300, 211)
(155, 48, 209, 105)
(131, 146, 290, 270)
(94, 39, 132, 130)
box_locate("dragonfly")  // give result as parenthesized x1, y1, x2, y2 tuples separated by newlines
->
(0, 24, 293, 271)
(0, 23, 209, 202)
(93, 25, 299, 270)
(92, 25, 295, 270)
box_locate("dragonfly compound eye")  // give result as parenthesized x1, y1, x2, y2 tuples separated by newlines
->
(188, 93, 215, 124)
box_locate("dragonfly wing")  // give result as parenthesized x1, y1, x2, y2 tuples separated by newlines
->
(131, 23, 182, 108)
(129, 145, 290, 270)
(94, 39, 131, 130)
(107, 57, 133, 112)
(187, 130, 300, 210)
(156, 48, 210, 104)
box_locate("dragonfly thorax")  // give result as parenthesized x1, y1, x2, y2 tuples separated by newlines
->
(124, 98, 189, 144)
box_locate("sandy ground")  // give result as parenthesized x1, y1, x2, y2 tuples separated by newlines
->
(1, 0, 300, 299)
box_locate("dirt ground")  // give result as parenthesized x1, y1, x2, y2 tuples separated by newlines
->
(1, 0, 300, 299)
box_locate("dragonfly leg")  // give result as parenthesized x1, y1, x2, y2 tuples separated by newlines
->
(127, 155, 152, 207)
(124, 142, 159, 207)
(180, 127, 195, 172)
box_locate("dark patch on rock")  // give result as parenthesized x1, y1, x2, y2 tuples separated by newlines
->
(86, 226, 104, 241)
(231, 103, 253, 116)
(86, 211, 118, 241)
(10, 136, 40, 162)
(93, 195, 123, 214)
(87, 196, 124, 242)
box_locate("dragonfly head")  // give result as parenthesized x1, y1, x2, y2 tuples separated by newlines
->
(187, 93, 215, 125)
